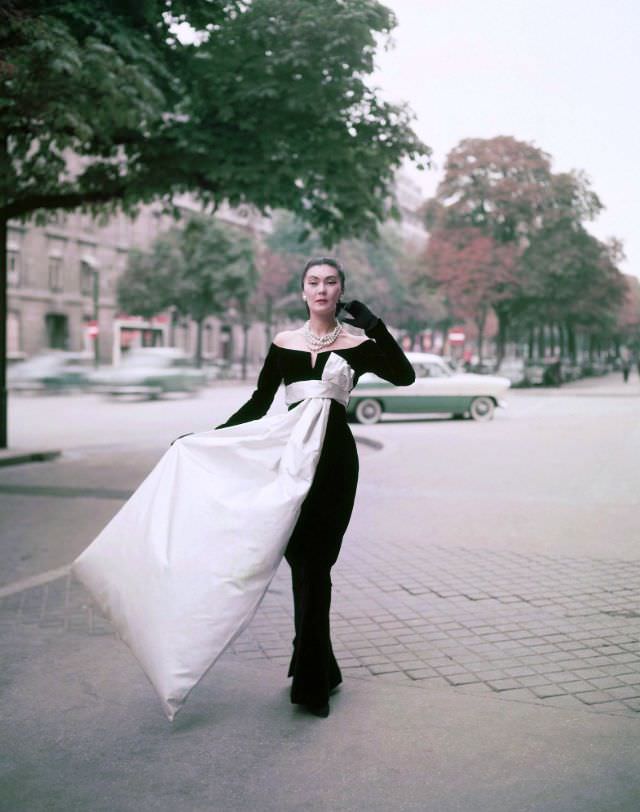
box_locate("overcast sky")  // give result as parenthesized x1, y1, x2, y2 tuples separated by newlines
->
(372, 0, 639, 278)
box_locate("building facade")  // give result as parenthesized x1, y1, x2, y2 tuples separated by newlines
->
(7, 172, 426, 366)
(6, 198, 276, 367)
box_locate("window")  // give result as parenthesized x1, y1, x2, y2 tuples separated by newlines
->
(7, 311, 21, 355)
(80, 261, 94, 296)
(48, 256, 64, 292)
(7, 251, 20, 287)
(425, 363, 448, 378)
(45, 313, 69, 349)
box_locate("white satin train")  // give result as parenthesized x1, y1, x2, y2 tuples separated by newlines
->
(72, 353, 354, 720)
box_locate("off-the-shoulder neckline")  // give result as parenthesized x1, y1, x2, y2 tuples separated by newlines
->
(271, 341, 373, 355)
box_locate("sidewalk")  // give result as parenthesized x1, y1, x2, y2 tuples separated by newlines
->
(2, 542, 640, 811)
(522, 371, 640, 397)
(2, 603, 639, 812)
(2, 387, 640, 810)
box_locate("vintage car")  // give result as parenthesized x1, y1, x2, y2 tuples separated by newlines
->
(89, 347, 206, 398)
(347, 352, 511, 424)
(8, 351, 94, 392)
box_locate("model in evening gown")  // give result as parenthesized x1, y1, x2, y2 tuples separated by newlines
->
(73, 259, 414, 720)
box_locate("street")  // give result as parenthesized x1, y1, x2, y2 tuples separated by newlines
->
(3, 372, 640, 582)
(2, 372, 640, 811)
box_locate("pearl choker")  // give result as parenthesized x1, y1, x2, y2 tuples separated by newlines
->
(303, 320, 343, 351)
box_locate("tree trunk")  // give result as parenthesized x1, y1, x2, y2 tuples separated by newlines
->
(528, 325, 535, 360)
(566, 322, 576, 363)
(537, 324, 545, 359)
(195, 317, 204, 368)
(0, 214, 7, 448)
(264, 294, 273, 346)
(241, 321, 249, 381)
(475, 311, 487, 365)
(496, 309, 508, 368)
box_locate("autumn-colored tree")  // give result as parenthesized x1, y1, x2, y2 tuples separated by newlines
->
(423, 136, 621, 365)
(424, 227, 517, 362)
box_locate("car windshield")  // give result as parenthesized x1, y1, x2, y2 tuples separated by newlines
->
(413, 361, 452, 378)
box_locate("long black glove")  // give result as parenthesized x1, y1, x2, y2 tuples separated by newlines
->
(340, 300, 380, 332)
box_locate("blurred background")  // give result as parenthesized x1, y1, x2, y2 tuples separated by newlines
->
(2, 0, 639, 429)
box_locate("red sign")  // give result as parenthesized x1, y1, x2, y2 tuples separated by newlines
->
(87, 320, 99, 338)
(448, 327, 465, 344)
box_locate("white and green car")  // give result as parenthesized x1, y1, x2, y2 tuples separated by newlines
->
(347, 352, 511, 424)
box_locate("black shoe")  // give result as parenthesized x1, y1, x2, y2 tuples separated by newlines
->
(306, 702, 330, 718)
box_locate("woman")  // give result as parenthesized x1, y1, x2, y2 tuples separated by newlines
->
(217, 257, 415, 717)
(73, 257, 414, 721)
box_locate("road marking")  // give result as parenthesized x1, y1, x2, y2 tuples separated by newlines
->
(0, 565, 72, 598)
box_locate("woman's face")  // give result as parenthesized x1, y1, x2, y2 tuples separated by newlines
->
(303, 264, 343, 318)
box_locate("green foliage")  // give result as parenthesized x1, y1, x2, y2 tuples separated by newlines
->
(117, 215, 256, 363)
(520, 220, 626, 331)
(1, 0, 429, 242)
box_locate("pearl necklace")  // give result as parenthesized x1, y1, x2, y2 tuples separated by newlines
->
(303, 320, 343, 351)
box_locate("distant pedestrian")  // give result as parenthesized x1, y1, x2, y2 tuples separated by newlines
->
(620, 347, 631, 383)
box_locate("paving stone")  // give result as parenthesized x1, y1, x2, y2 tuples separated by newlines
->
(368, 663, 402, 676)
(617, 672, 640, 686)
(487, 679, 522, 692)
(405, 668, 439, 680)
(575, 690, 617, 705)
(531, 685, 567, 699)
(588, 676, 626, 690)
(606, 686, 640, 701)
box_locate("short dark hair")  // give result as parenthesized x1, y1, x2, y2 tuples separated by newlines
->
(300, 257, 346, 291)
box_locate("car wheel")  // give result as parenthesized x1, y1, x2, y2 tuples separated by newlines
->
(469, 396, 495, 422)
(354, 398, 383, 425)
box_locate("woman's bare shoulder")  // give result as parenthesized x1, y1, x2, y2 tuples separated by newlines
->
(272, 329, 305, 349)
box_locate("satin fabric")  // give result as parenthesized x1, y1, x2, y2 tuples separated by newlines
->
(72, 353, 354, 720)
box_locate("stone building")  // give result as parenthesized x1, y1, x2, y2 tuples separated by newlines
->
(6, 197, 275, 367)
(6, 172, 426, 366)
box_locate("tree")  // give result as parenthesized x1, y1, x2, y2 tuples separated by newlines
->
(1, 0, 427, 234)
(518, 220, 626, 360)
(117, 216, 256, 368)
(424, 227, 517, 362)
(616, 275, 640, 352)
(0, 0, 430, 445)
(423, 136, 617, 364)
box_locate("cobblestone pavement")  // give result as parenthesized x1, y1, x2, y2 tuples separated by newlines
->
(2, 537, 640, 720)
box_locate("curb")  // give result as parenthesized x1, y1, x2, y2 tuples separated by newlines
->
(0, 449, 62, 467)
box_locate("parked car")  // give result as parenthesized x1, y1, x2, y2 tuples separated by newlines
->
(495, 358, 527, 386)
(347, 352, 511, 424)
(89, 348, 206, 398)
(8, 351, 94, 392)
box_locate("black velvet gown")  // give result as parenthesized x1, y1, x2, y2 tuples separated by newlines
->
(218, 321, 415, 707)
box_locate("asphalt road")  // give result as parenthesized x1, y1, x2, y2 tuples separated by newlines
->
(2, 372, 640, 587)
